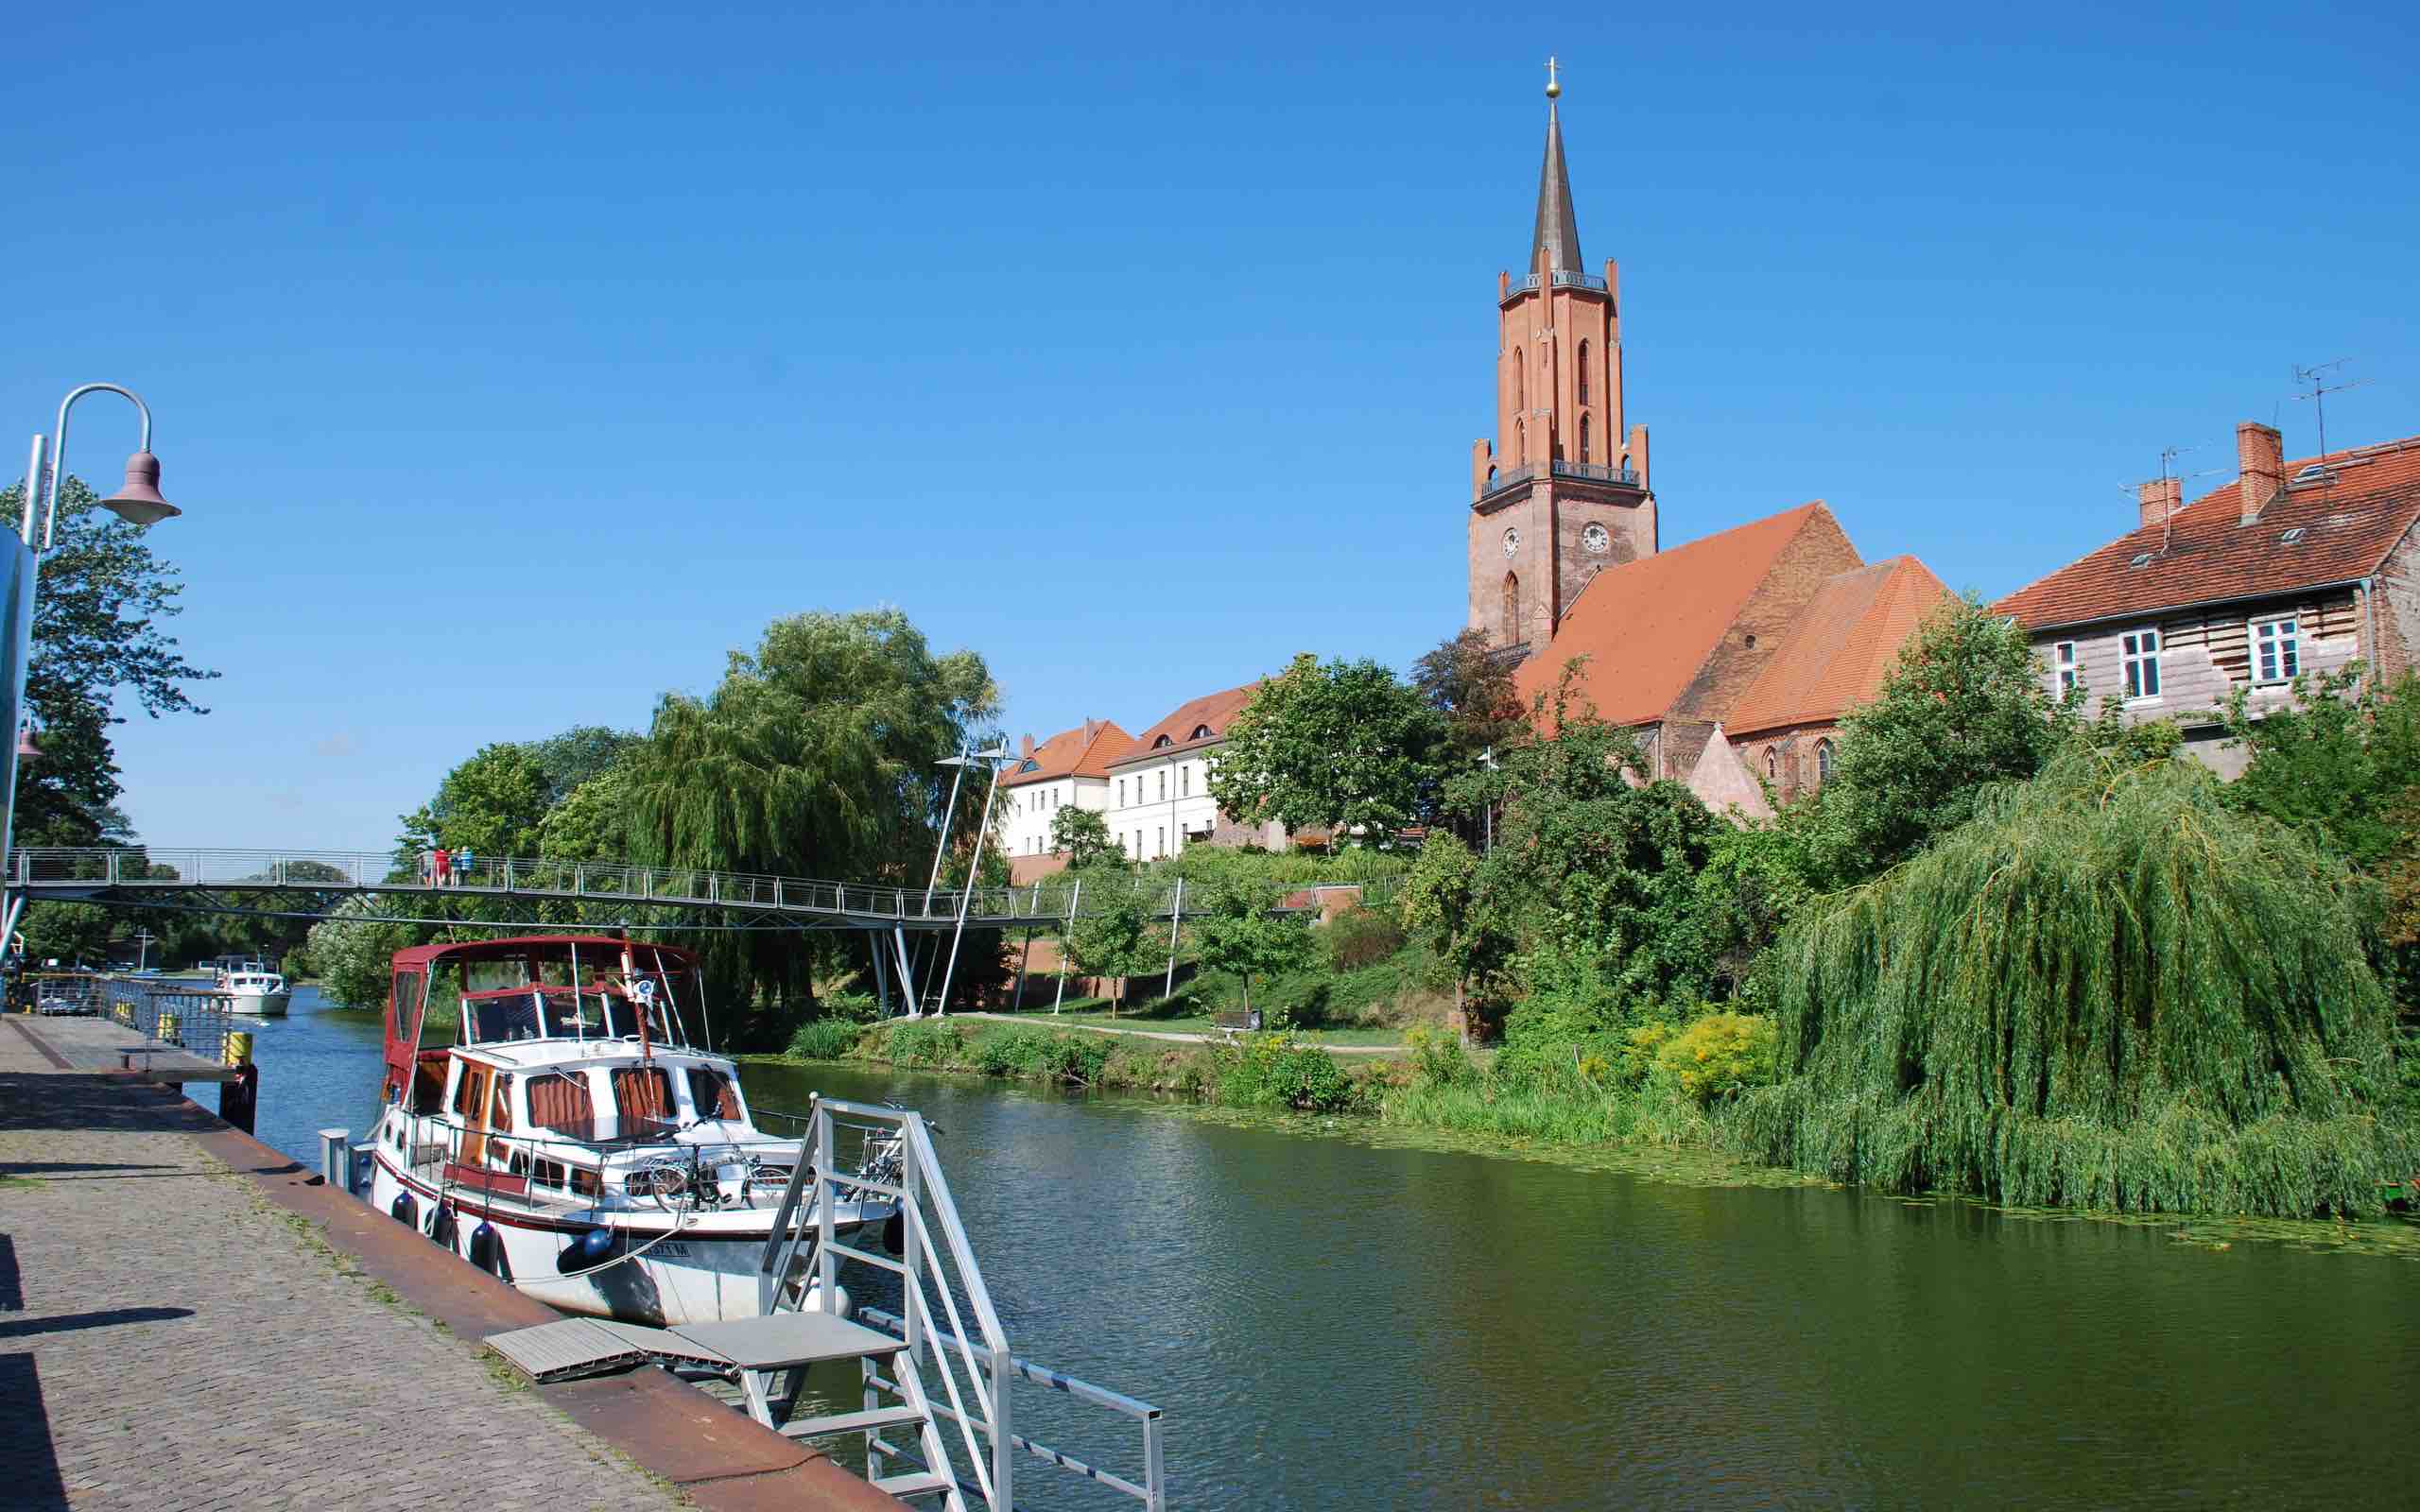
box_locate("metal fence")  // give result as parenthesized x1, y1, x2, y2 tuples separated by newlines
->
(7, 846, 1401, 930)
(68, 973, 239, 1065)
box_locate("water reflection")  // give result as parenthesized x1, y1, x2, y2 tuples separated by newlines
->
(227, 1009, 2420, 1509)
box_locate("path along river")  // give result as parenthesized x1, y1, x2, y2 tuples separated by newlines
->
(218, 988, 2420, 1509)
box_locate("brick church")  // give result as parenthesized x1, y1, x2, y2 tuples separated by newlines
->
(1476, 72, 1945, 817)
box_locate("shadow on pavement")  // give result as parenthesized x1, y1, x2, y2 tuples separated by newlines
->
(0, 1354, 69, 1511)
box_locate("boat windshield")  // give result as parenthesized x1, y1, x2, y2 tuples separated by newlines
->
(462, 986, 689, 1048)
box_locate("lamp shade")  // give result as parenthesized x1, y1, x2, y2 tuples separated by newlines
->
(101, 451, 179, 526)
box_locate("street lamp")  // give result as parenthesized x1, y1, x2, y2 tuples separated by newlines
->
(1478, 747, 1498, 854)
(3, 384, 180, 950)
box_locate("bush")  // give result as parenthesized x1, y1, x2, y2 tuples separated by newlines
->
(786, 1019, 866, 1060)
(818, 988, 885, 1024)
(1218, 1030, 1356, 1112)
(1324, 906, 1406, 971)
(969, 1026, 1114, 1085)
(876, 1018, 965, 1070)
(1404, 1024, 1476, 1088)
(1653, 1013, 1775, 1104)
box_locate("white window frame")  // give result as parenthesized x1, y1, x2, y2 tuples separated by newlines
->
(2120, 627, 2162, 702)
(2251, 614, 2301, 685)
(2052, 642, 2077, 696)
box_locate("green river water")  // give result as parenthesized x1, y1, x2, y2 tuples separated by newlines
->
(240, 992, 2420, 1509)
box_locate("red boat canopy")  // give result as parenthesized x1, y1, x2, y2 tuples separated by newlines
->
(380, 936, 700, 1102)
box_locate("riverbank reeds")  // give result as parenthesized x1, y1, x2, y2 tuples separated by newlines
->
(1732, 754, 2419, 1217)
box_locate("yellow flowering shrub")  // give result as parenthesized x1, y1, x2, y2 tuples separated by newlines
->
(1653, 1012, 1778, 1104)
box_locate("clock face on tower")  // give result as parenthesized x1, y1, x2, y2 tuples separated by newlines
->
(1582, 523, 1611, 555)
(1501, 527, 1520, 558)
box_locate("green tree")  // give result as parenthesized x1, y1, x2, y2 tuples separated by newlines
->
(400, 741, 552, 859)
(1819, 594, 2072, 879)
(1399, 831, 1508, 1039)
(300, 895, 419, 1010)
(524, 725, 641, 807)
(1063, 884, 1161, 1010)
(0, 473, 216, 845)
(538, 764, 635, 862)
(621, 608, 1000, 1042)
(1208, 653, 1444, 847)
(1187, 875, 1314, 1019)
(2221, 666, 2420, 869)
(1048, 805, 1119, 869)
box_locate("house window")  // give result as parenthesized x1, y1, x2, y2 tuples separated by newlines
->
(1181, 765, 1189, 798)
(2252, 615, 2300, 684)
(2053, 642, 2077, 696)
(1579, 414, 1591, 464)
(1157, 826, 1166, 856)
(1578, 341, 1590, 405)
(1117, 779, 1125, 806)
(1158, 771, 1166, 800)
(2121, 628, 2162, 700)
(1816, 739, 1835, 781)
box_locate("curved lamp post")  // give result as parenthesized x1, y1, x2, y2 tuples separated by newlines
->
(3, 385, 180, 944)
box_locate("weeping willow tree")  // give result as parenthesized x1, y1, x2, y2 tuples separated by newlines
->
(620, 609, 1000, 1044)
(1733, 752, 2417, 1217)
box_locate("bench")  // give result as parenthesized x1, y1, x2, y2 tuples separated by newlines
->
(1210, 1009, 1264, 1044)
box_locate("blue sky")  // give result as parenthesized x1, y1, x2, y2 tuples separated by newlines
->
(7, 2, 2414, 850)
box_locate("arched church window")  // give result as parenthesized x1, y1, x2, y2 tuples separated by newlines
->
(1514, 419, 1525, 461)
(1579, 415, 1592, 464)
(1487, 466, 1498, 490)
(1578, 342, 1590, 405)
(1512, 350, 1524, 411)
(1765, 748, 1778, 782)
(1816, 739, 1836, 781)
(1501, 572, 1521, 647)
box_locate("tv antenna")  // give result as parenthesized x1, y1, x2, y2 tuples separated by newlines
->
(2293, 359, 2368, 484)
(2118, 445, 2221, 554)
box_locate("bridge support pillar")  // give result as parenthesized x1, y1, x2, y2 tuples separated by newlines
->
(890, 926, 919, 1019)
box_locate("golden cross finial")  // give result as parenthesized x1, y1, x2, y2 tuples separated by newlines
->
(1545, 56, 1562, 99)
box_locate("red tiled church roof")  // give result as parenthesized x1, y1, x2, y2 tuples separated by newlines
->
(1002, 719, 1135, 787)
(1110, 682, 1260, 766)
(1995, 435, 2420, 630)
(1725, 556, 1948, 736)
(1513, 502, 1840, 727)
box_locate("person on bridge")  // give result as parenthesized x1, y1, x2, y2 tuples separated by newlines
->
(458, 844, 475, 885)
(432, 845, 452, 888)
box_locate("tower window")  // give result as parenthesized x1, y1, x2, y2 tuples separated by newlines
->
(1501, 572, 1521, 647)
(1514, 419, 1525, 462)
(1579, 415, 1591, 464)
(1512, 350, 1524, 411)
(1578, 342, 1590, 405)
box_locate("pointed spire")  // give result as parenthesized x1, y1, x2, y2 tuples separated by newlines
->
(1530, 57, 1582, 273)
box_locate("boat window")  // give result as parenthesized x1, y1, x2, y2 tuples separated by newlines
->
(688, 1067, 742, 1122)
(526, 1072, 596, 1138)
(390, 971, 424, 1042)
(491, 1075, 514, 1133)
(612, 1066, 676, 1135)
(451, 1063, 478, 1117)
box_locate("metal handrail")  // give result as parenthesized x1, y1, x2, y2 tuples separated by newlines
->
(771, 1097, 1166, 1511)
(1551, 458, 1640, 486)
(1503, 270, 1609, 298)
(6, 844, 1400, 930)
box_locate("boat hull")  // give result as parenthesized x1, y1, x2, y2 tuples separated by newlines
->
(229, 988, 291, 1017)
(367, 1153, 883, 1328)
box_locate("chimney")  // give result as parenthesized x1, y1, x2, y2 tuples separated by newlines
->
(1019, 733, 1034, 759)
(2238, 421, 2284, 525)
(2136, 476, 2182, 530)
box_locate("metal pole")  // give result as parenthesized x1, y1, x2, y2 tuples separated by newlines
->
(1162, 876, 1184, 1000)
(3, 437, 46, 919)
(924, 754, 969, 915)
(932, 754, 1005, 1019)
(1053, 879, 1078, 1012)
(890, 926, 919, 1019)
(1014, 925, 1033, 1009)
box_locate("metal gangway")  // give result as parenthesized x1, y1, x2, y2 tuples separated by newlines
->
(748, 1098, 1167, 1510)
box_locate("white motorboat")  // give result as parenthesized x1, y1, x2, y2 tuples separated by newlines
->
(218, 962, 292, 1017)
(361, 935, 893, 1327)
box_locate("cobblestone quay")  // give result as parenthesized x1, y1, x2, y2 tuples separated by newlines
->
(0, 1017, 902, 1512)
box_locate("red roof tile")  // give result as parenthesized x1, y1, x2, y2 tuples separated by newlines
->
(1724, 556, 1948, 736)
(1513, 502, 1840, 727)
(1001, 719, 1136, 787)
(1995, 435, 2420, 630)
(1110, 682, 1260, 766)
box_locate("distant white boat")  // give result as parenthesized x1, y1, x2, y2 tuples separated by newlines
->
(219, 964, 291, 1017)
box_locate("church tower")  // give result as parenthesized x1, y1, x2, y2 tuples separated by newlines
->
(1469, 61, 1656, 656)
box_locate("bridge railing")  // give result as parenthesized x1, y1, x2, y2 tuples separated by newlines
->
(6, 846, 1399, 925)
